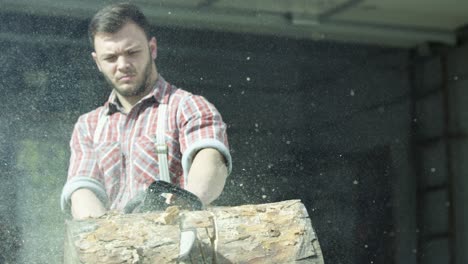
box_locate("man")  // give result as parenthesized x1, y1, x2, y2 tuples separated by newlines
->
(60, 3, 231, 219)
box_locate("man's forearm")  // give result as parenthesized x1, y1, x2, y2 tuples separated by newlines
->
(185, 148, 228, 206)
(71, 188, 107, 219)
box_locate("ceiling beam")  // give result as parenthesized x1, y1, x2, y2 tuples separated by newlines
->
(318, 0, 365, 21)
(197, 0, 219, 8)
(0, 0, 459, 48)
(0, 32, 88, 47)
(291, 15, 457, 46)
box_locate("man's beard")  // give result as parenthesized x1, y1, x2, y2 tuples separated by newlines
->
(104, 55, 153, 98)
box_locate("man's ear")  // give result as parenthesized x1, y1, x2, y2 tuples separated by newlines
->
(91, 52, 102, 72)
(149, 37, 157, 60)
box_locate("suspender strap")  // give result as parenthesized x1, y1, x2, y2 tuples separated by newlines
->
(156, 104, 170, 182)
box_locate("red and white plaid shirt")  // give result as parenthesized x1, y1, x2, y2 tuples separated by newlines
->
(61, 76, 231, 211)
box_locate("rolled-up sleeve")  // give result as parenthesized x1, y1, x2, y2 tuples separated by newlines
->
(177, 95, 232, 178)
(60, 115, 108, 213)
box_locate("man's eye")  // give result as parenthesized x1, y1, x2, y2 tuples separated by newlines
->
(104, 56, 116, 61)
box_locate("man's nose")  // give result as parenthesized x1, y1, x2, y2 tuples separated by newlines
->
(117, 56, 131, 71)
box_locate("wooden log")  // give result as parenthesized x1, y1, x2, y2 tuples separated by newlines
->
(64, 200, 324, 263)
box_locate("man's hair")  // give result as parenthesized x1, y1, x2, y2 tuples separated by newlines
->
(88, 3, 151, 49)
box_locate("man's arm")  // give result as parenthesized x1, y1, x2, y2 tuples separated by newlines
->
(184, 148, 228, 206)
(71, 189, 107, 219)
(62, 114, 109, 219)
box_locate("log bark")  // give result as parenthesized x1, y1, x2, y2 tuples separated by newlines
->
(64, 200, 324, 263)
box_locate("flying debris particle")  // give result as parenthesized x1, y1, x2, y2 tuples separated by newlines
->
(364, 244, 368, 249)
(262, 195, 267, 199)
(267, 164, 274, 169)
(168, 11, 172, 15)
(246, 77, 251, 82)
(453, 76, 459, 81)
(261, 187, 265, 192)
(239, 183, 244, 187)
(353, 180, 359, 185)
(430, 167, 436, 173)
(228, 84, 232, 88)
(246, 56, 251, 61)
(200, 77, 204, 80)
(241, 91, 245, 95)
(350, 89, 355, 96)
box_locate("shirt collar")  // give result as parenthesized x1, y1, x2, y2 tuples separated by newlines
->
(105, 74, 169, 115)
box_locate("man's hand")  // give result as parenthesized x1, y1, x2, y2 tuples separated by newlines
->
(184, 148, 228, 206)
(71, 188, 107, 219)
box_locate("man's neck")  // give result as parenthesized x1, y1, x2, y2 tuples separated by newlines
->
(117, 94, 144, 113)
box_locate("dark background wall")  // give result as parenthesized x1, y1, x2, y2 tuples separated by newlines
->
(0, 12, 417, 264)
(412, 43, 468, 264)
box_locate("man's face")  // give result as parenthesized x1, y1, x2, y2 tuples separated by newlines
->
(92, 22, 157, 99)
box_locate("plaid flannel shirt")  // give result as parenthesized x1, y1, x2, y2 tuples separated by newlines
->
(61, 76, 231, 211)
